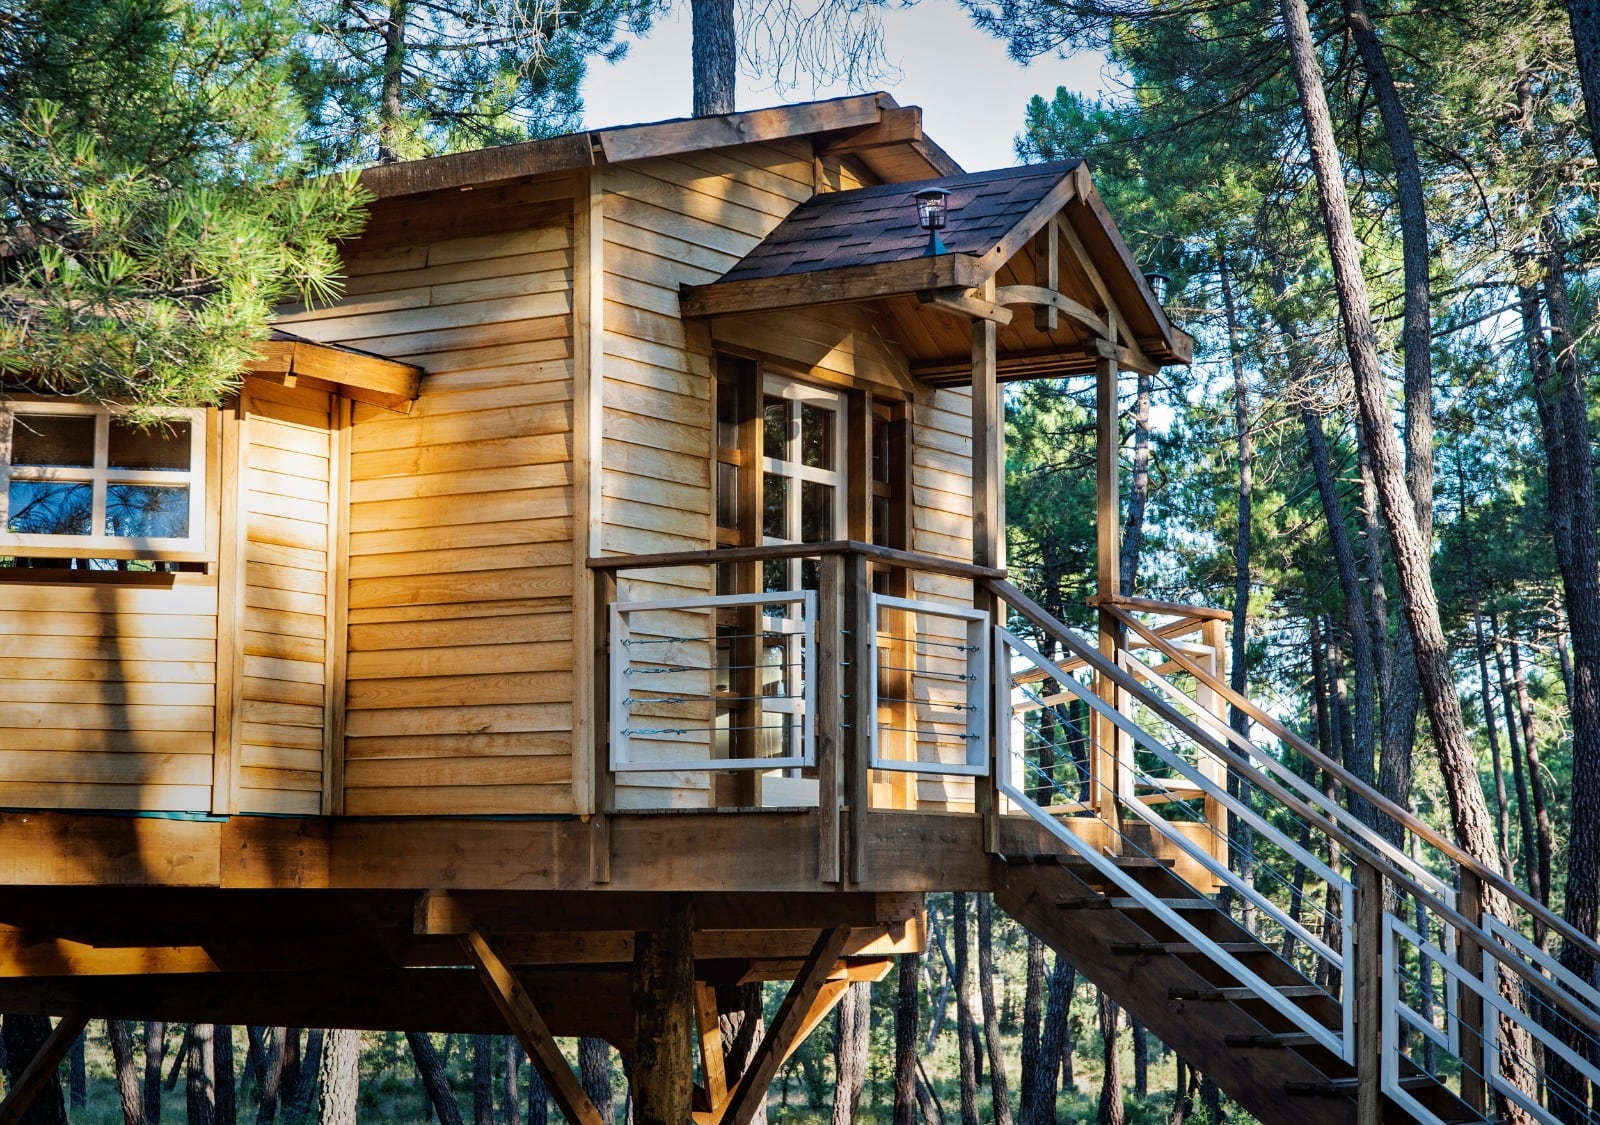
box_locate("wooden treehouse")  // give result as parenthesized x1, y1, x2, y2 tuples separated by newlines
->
(2, 95, 1598, 1125)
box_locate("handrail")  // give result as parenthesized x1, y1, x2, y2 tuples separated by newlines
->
(1101, 600, 1600, 966)
(991, 577, 1600, 1039)
(1087, 592, 1234, 622)
(588, 539, 1006, 582)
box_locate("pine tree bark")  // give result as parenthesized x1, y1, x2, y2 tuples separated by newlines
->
(145, 1020, 167, 1125)
(109, 1020, 144, 1125)
(3, 1015, 67, 1125)
(526, 1063, 549, 1125)
(69, 1027, 86, 1110)
(691, 0, 736, 116)
(975, 895, 1013, 1125)
(376, 0, 410, 162)
(953, 892, 979, 1125)
(503, 1039, 522, 1125)
(578, 1038, 613, 1124)
(1019, 937, 1045, 1125)
(1509, 631, 1554, 904)
(1565, 0, 1600, 168)
(1041, 954, 1074, 1097)
(1220, 243, 1252, 741)
(893, 953, 920, 1125)
(407, 1032, 464, 1125)
(1130, 1019, 1148, 1098)
(473, 1036, 494, 1125)
(215, 1026, 236, 1125)
(188, 1024, 217, 1125)
(1462, 467, 1513, 872)
(314, 1030, 358, 1125)
(829, 981, 871, 1124)
(1095, 992, 1121, 1125)
(1495, 624, 1542, 907)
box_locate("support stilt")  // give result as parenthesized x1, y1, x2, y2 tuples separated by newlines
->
(632, 895, 695, 1125)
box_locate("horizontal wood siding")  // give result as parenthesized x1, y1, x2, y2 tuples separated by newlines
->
(237, 381, 332, 815)
(601, 144, 815, 810)
(0, 577, 218, 811)
(276, 181, 579, 816)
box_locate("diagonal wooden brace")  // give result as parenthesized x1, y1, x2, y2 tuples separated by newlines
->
(0, 1013, 89, 1125)
(460, 928, 604, 1125)
(713, 927, 852, 1125)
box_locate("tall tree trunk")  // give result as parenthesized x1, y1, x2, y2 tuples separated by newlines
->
(578, 1038, 613, 1124)
(286, 1030, 324, 1123)
(376, 0, 410, 162)
(407, 1033, 464, 1125)
(109, 1020, 145, 1125)
(1564, 0, 1600, 169)
(188, 1024, 217, 1125)
(503, 1039, 522, 1125)
(975, 895, 1013, 1125)
(215, 1027, 237, 1125)
(1041, 954, 1074, 1097)
(830, 982, 872, 1124)
(1509, 630, 1555, 906)
(1280, 0, 1499, 872)
(314, 1031, 358, 1125)
(3, 1016, 67, 1125)
(69, 1027, 85, 1110)
(1300, 404, 1378, 823)
(691, 0, 736, 116)
(1130, 1019, 1148, 1099)
(145, 1021, 167, 1125)
(527, 1063, 549, 1125)
(1495, 622, 1543, 907)
(953, 893, 979, 1125)
(280, 1031, 302, 1109)
(1019, 937, 1045, 1125)
(1119, 370, 1151, 596)
(1095, 992, 1122, 1125)
(1221, 242, 1252, 738)
(1463, 462, 1513, 872)
(893, 953, 920, 1125)
(474, 1036, 494, 1125)
(720, 983, 766, 1125)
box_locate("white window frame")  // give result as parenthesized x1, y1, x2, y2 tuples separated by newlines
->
(762, 376, 847, 589)
(0, 400, 209, 559)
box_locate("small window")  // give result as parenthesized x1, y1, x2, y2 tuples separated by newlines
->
(1, 402, 208, 559)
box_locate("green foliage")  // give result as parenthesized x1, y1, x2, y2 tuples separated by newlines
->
(0, 0, 368, 415)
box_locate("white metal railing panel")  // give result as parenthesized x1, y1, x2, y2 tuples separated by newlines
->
(610, 590, 815, 772)
(868, 594, 989, 776)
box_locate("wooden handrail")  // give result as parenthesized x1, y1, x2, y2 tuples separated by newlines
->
(1087, 592, 1233, 622)
(1101, 601, 1600, 966)
(587, 539, 1005, 583)
(991, 577, 1600, 1032)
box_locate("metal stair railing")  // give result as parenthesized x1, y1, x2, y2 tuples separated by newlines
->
(986, 577, 1600, 1125)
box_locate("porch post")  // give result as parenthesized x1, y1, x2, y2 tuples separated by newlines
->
(971, 282, 1002, 846)
(1093, 351, 1130, 822)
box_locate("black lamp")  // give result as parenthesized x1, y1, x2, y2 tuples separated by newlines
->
(915, 188, 951, 256)
(1143, 271, 1171, 305)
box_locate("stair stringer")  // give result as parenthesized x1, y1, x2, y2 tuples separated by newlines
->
(993, 860, 1356, 1125)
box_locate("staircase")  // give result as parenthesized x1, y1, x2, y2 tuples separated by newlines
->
(981, 578, 1600, 1125)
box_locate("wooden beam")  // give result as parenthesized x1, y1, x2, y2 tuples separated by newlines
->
(994, 284, 1108, 340)
(599, 94, 890, 164)
(357, 132, 593, 199)
(0, 934, 218, 976)
(461, 928, 606, 1125)
(693, 983, 728, 1110)
(632, 897, 695, 1125)
(1034, 221, 1059, 331)
(918, 287, 1012, 325)
(680, 255, 988, 319)
(713, 927, 853, 1125)
(973, 170, 1080, 277)
(819, 107, 923, 155)
(248, 340, 423, 413)
(0, 1013, 88, 1125)
(972, 281, 1002, 571)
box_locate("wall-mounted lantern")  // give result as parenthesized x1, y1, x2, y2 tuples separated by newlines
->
(915, 188, 952, 256)
(1143, 271, 1171, 305)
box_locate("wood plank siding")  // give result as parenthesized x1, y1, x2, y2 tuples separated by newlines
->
(276, 176, 581, 816)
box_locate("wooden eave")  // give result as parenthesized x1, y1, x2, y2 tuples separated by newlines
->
(356, 93, 957, 201)
(681, 160, 1193, 383)
(248, 334, 424, 414)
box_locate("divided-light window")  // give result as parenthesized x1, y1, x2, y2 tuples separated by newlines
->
(0, 402, 208, 559)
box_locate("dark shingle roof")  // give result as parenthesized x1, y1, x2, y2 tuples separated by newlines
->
(718, 160, 1082, 283)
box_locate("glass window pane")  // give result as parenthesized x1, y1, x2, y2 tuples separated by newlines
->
(9, 481, 91, 534)
(12, 414, 94, 468)
(763, 397, 788, 464)
(873, 413, 891, 485)
(873, 496, 890, 548)
(800, 481, 833, 543)
(716, 378, 741, 449)
(801, 403, 833, 469)
(716, 462, 740, 530)
(763, 475, 788, 540)
(106, 484, 190, 538)
(109, 419, 190, 471)
(762, 558, 787, 593)
(801, 558, 820, 591)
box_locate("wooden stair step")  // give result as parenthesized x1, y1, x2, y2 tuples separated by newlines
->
(1224, 1032, 1323, 1050)
(1285, 1075, 1441, 1098)
(1113, 941, 1263, 956)
(1106, 897, 1219, 912)
(1171, 984, 1332, 1001)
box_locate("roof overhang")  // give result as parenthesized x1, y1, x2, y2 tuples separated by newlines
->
(356, 93, 961, 202)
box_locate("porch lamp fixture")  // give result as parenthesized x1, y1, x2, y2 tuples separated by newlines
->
(1143, 270, 1171, 305)
(914, 188, 951, 255)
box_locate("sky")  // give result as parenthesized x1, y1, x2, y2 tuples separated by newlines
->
(578, 0, 1112, 173)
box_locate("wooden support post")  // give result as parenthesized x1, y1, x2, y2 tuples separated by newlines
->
(632, 895, 695, 1125)
(693, 982, 728, 1112)
(0, 1014, 89, 1125)
(1034, 220, 1060, 332)
(211, 400, 246, 816)
(971, 283, 1002, 847)
(1092, 353, 1128, 826)
(817, 553, 844, 882)
(1354, 859, 1384, 1125)
(845, 554, 871, 885)
(460, 929, 605, 1125)
(591, 569, 616, 884)
(714, 927, 853, 1125)
(1456, 869, 1489, 1115)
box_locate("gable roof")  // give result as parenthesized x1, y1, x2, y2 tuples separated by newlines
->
(719, 162, 1083, 282)
(357, 93, 961, 201)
